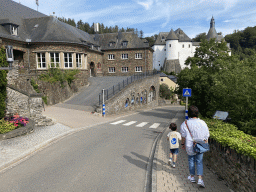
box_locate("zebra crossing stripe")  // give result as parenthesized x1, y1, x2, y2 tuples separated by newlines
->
(149, 123, 160, 129)
(110, 120, 126, 125)
(123, 121, 137, 126)
(136, 122, 148, 127)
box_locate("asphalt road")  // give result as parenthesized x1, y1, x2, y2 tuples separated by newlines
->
(0, 107, 180, 192)
(55, 76, 130, 112)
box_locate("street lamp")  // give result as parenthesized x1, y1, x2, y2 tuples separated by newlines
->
(0, 45, 14, 70)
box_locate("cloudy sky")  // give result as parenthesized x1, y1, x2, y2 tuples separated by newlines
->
(13, 0, 256, 38)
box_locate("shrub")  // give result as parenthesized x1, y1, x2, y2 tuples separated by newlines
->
(203, 118, 256, 160)
(159, 83, 173, 100)
(0, 118, 16, 134)
(30, 78, 40, 93)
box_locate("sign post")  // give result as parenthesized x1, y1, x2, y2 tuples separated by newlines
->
(182, 88, 192, 120)
(102, 89, 105, 117)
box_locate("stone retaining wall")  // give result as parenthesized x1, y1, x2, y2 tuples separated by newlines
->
(98, 74, 160, 115)
(204, 138, 256, 192)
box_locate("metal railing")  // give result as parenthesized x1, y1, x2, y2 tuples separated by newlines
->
(98, 70, 160, 105)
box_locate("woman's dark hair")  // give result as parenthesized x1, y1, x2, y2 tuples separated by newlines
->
(169, 123, 177, 131)
(188, 105, 199, 118)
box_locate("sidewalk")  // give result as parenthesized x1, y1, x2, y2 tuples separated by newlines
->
(153, 109, 232, 192)
(0, 106, 118, 172)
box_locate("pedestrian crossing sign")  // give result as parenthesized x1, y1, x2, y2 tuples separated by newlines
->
(183, 88, 192, 97)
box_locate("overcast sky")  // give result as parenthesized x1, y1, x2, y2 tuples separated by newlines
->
(13, 0, 256, 38)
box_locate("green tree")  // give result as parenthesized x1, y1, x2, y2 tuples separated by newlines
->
(159, 83, 173, 100)
(0, 47, 8, 119)
(192, 32, 207, 42)
(178, 38, 256, 135)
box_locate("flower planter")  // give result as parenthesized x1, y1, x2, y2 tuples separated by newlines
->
(0, 120, 35, 141)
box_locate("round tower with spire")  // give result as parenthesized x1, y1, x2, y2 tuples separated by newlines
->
(166, 29, 179, 60)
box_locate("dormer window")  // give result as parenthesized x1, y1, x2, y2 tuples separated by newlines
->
(109, 41, 115, 47)
(11, 25, 18, 36)
(162, 36, 165, 39)
(122, 41, 128, 46)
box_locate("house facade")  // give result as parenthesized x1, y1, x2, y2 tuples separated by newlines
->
(92, 32, 153, 76)
(0, 0, 153, 80)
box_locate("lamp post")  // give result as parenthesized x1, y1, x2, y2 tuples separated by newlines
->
(0, 45, 14, 70)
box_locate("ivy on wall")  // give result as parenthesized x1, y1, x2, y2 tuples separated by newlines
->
(0, 46, 8, 119)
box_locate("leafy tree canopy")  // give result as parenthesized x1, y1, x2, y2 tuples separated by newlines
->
(177, 39, 256, 136)
(192, 32, 207, 42)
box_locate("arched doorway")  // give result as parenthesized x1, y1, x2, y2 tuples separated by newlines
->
(90, 62, 95, 77)
(148, 86, 156, 102)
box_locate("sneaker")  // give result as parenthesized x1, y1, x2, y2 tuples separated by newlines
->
(168, 159, 172, 166)
(198, 179, 205, 188)
(188, 175, 196, 183)
(172, 162, 176, 168)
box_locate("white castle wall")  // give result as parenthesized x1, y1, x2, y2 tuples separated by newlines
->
(166, 40, 179, 60)
(178, 42, 194, 69)
(153, 45, 166, 70)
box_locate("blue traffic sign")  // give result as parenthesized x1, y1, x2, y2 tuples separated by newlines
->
(183, 88, 192, 97)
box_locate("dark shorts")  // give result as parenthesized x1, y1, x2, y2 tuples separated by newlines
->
(170, 148, 179, 154)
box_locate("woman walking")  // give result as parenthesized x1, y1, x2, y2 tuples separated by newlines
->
(180, 105, 210, 188)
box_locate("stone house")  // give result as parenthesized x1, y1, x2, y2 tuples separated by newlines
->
(0, 0, 153, 79)
(92, 32, 153, 76)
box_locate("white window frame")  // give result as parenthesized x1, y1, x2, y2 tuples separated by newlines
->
(108, 67, 115, 73)
(121, 54, 128, 59)
(122, 41, 128, 46)
(37, 53, 46, 69)
(135, 53, 142, 59)
(64, 53, 73, 68)
(108, 54, 115, 60)
(50, 52, 60, 68)
(135, 66, 142, 72)
(76, 53, 82, 68)
(11, 25, 18, 36)
(121, 67, 129, 73)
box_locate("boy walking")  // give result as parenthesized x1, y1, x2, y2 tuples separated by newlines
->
(167, 123, 181, 168)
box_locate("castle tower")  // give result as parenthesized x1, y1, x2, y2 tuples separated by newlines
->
(166, 29, 179, 60)
(207, 16, 218, 40)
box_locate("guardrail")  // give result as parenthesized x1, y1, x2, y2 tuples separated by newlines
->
(98, 71, 160, 105)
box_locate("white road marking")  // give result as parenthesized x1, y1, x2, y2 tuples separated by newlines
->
(110, 120, 126, 125)
(123, 121, 137, 126)
(149, 123, 160, 129)
(136, 122, 148, 127)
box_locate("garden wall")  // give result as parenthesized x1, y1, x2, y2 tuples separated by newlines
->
(5, 61, 53, 126)
(204, 138, 256, 192)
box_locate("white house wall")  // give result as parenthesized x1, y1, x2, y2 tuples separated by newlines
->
(178, 42, 194, 69)
(153, 45, 166, 70)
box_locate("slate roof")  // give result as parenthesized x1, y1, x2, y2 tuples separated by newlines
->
(159, 72, 177, 83)
(154, 29, 191, 45)
(174, 28, 191, 42)
(0, 0, 99, 50)
(154, 32, 169, 45)
(166, 29, 179, 40)
(92, 32, 151, 50)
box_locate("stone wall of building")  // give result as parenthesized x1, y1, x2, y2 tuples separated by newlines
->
(98, 74, 160, 115)
(102, 49, 153, 76)
(204, 138, 256, 192)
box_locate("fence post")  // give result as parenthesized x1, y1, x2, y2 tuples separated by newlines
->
(113, 85, 115, 95)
